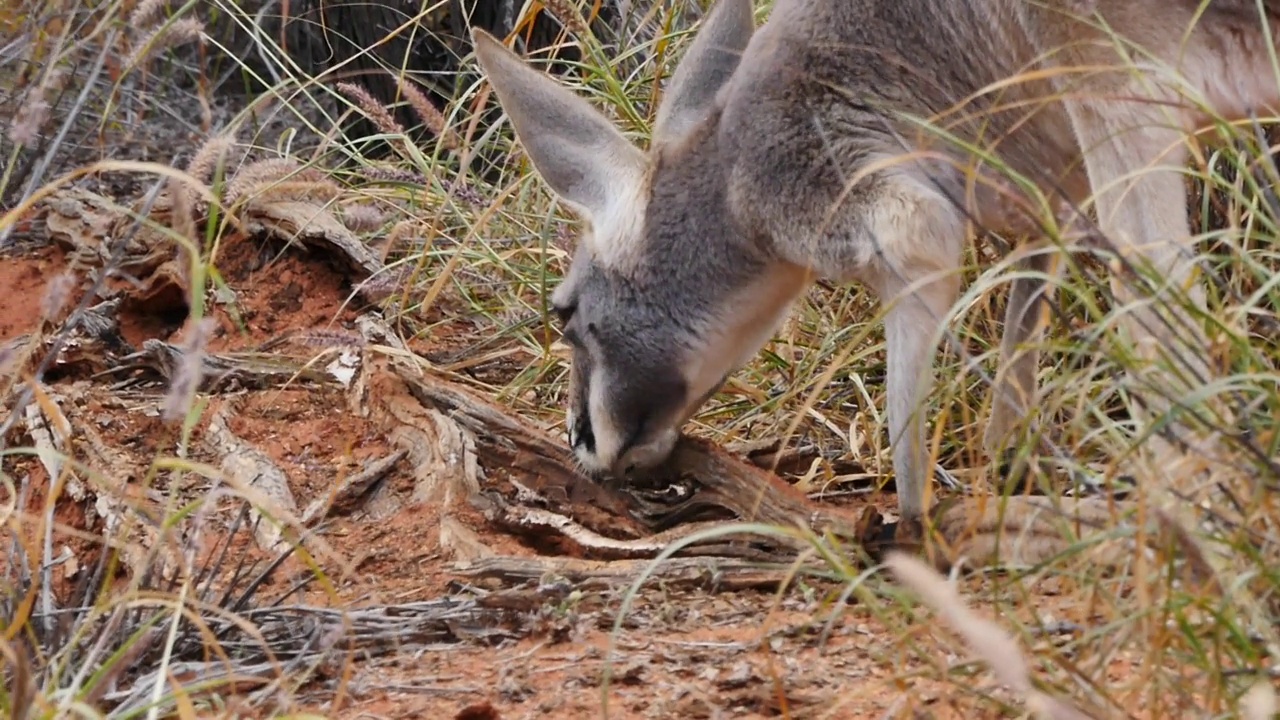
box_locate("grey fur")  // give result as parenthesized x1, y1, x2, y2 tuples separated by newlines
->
(472, 0, 1280, 523)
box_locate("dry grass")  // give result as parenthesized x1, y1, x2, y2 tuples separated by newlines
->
(1, 0, 1279, 717)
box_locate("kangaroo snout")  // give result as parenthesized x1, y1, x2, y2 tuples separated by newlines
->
(569, 364, 739, 478)
(568, 406, 681, 477)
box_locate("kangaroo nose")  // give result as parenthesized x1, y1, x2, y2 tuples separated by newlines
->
(569, 413, 595, 453)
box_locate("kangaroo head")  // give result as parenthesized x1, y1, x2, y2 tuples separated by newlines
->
(471, 0, 807, 477)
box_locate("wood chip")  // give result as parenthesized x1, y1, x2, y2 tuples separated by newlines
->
(205, 399, 300, 552)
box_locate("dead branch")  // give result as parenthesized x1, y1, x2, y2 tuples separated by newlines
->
(205, 399, 300, 552)
(300, 449, 407, 525)
(116, 339, 339, 392)
(348, 335, 1144, 574)
(456, 554, 815, 594)
(486, 495, 797, 562)
(359, 352, 644, 537)
(101, 588, 586, 715)
(355, 349, 891, 560)
(240, 198, 383, 277)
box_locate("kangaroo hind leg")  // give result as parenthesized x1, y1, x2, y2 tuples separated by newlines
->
(862, 178, 967, 532)
(983, 241, 1065, 487)
(1067, 102, 1220, 444)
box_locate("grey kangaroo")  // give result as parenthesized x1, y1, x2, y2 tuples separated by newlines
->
(470, 0, 1280, 536)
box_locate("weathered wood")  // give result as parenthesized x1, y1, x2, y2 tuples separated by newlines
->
(206, 399, 300, 552)
(456, 554, 813, 594)
(360, 349, 895, 562)
(300, 449, 408, 524)
(360, 352, 646, 539)
(365, 346, 1139, 574)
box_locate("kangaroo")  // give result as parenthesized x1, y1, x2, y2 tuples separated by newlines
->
(469, 0, 1280, 539)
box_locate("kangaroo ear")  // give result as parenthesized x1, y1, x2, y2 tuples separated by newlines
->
(652, 0, 755, 143)
(471, 29, 647, 220)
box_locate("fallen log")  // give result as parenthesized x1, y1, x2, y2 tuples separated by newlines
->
(456, 555, 817, 594)
(353, 328, 1137, 574)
